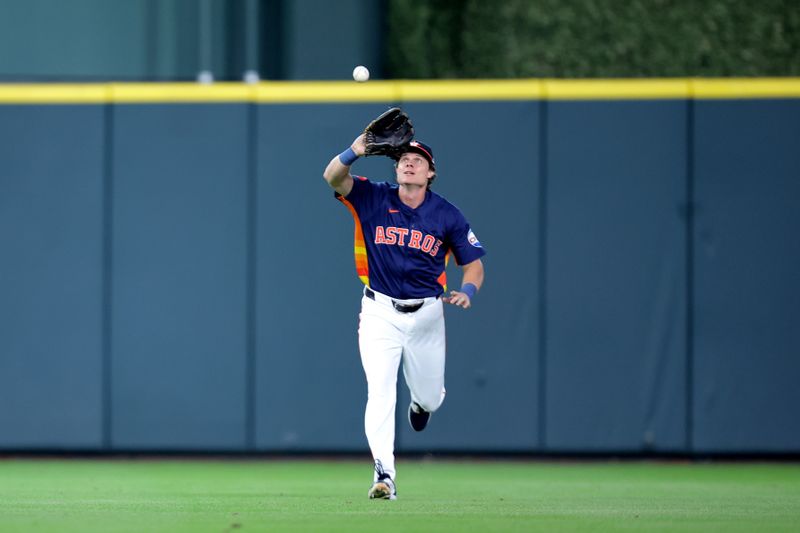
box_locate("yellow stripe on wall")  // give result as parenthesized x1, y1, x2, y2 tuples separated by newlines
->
(0, 78, 799, 104)
(545, 79, 690, 100)
(110, 83, 255, 102)
(0, 84, 110, 103)
(690, 78, 800, 99)
(254, 80, 401, 103)
(398, 79, 545, 100)
(252, 79, 546, 102)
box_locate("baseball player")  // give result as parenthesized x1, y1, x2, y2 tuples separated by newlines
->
(322, 111, 486, 500)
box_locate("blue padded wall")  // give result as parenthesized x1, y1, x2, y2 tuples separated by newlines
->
(692, 99, 800, 452)
(110, 104, 249, 450)
(0, 105, 105, 448)
(545, 101, 689, 452)
(2, 94, 799, 454)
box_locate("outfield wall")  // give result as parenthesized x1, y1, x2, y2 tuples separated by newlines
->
(1, 79, 799, 454)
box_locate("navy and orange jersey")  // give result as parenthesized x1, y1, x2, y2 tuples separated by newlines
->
(336, 176, 485, 300)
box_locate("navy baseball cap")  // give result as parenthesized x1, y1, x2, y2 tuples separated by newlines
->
(397, 140, 435, 170)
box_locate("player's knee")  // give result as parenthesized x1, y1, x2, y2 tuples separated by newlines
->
(416, 389, 445, 413)
(418, 399, 443, 414)
(367, 388, 396, 402)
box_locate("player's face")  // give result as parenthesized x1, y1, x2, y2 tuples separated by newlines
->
(396, 153, 434, 187)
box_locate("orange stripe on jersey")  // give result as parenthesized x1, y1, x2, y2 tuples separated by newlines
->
(338, 196, 369, 286)
(437, 250, 451, 292)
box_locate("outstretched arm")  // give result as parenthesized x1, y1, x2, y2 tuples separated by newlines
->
(443, 258, 484, 309)
(323, 134, 366, 197)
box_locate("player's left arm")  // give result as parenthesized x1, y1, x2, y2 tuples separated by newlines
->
(443, 258, 484, 309)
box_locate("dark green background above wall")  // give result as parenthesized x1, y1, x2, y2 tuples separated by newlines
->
(386, 0, 800, 78)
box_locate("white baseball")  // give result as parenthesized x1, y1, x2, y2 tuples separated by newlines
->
(353, 65, 370, 82)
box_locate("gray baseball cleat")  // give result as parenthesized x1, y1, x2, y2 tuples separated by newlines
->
(368, 473, 397, 500)
(408, 401, 431, 432)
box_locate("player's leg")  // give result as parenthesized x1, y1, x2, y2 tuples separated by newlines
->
(358, 295, 402, 488)
(402, 299, 446, 430)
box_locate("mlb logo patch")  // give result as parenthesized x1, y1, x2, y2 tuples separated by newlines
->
(467, 229, 482, 248)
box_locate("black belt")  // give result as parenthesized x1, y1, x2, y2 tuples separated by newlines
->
(364, 287, 425, 313)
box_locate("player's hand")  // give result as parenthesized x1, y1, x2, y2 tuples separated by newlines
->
(442, 290, 471, 309)
(351, 134, 367, 157)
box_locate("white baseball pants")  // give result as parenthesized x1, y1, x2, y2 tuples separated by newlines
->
(358, 288, 447, 482)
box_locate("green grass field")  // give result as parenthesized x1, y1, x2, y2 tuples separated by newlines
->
(1, 458, 799, 532)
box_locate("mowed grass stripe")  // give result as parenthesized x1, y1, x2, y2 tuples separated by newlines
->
(0, 460, 798, 532)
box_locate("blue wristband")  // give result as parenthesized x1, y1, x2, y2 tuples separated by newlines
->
(460, 283, 477, 300)
(338, 147, 359, 166)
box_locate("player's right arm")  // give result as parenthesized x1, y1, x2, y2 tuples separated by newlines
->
(323, 134, 366, 197)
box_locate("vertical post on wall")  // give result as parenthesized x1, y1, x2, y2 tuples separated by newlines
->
(197, 0, 214, 83)
(243, 0, 260, 83)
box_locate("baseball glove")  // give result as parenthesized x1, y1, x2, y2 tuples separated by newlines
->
(363, 107, 414, 158)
